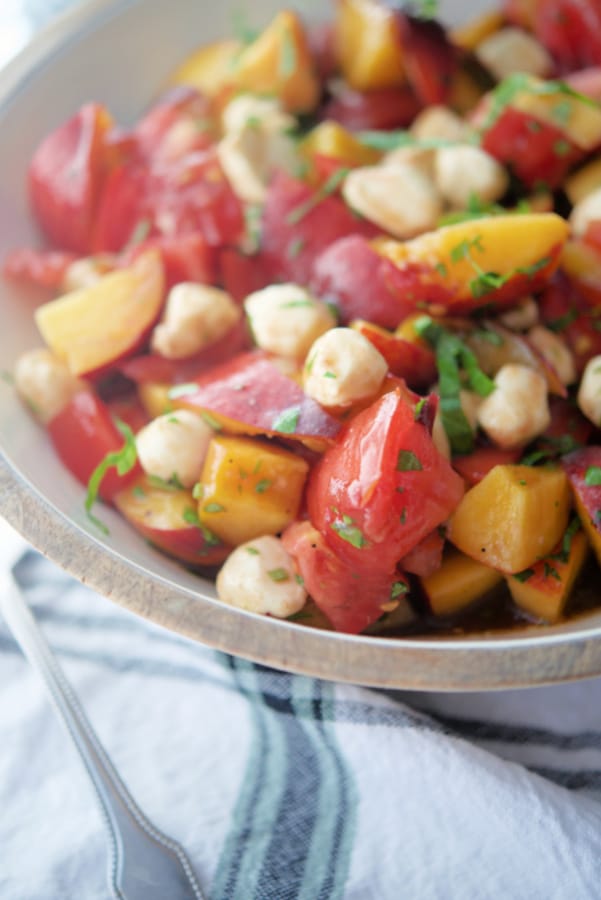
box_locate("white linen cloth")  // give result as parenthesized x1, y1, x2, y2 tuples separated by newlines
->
(2, 516, 601, 900)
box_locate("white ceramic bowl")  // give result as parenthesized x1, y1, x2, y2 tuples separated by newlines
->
(3, 0, 601, 690)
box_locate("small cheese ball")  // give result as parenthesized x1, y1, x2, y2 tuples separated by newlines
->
(151, 283, 240, 360)
(476, 364, 550, 449)
(218, 126, 299, 204)
(434, 145, 509, 208)
(216, 535, 307, 618)
(62, 255, 114, 293)
(135, 410, 214, 488)
(578, 354, 601, 426)
(475, 27, 553, 81)
(303, 327, 388, 407)
(342, 163, 443, 239)
(527, 325, 576, 386)
(14, 348, 86, 424)
(569, 186, 601, 239)
(244, 283, 336, 359)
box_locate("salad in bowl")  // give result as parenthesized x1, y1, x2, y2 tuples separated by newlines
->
(5, 0, 601, 643)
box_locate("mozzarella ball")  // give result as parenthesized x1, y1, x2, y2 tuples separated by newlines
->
(475, 28, 553, 81)
(410, 105, 473, 143)
(435, 145, 509, 208)
(135, 410, 214, 488)
(476, 364, 550, 449)
(498, 297, 539, 331)
(244, 284, 336, 359)
(578, 355, 601, 426)
(382, 145, 436, 177)
(303, 328, 388, 407)
(218, 121, 299, 204)
(527, 325, 577, 386)
(151, 283, 240, 360)
(569, 186, 601, 238)
(14, 348, 86, 424)
(342, 164, 443, 239)
(216, 535, 307, 618)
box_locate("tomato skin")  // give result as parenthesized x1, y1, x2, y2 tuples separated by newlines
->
(2, 247, 77, 290)
(282, 520, 409, 633)
(535, 0, 601, 72)
(29, 103, 114, 253)
(218, 248, 272, 302)
(47, 390, 140, 502)
(397, 14, 456, 106)
(310, 235, 416, 330)
(398, 528, 445, 578)
(122, 232, 217, 290)
(539, 270, 601, 374)
(261, 172, 378, 284)
(93, 151, 244, 254)
(307, 389, 464, 572)
(481, 107, 582, 189)
(133, 86, 215, 161)
(321, 84, 421, 132)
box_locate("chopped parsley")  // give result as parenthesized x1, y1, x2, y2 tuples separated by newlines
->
(148, 473, 184, 491)
(200, 411, 223, 431)
(391, 580, 409, 599)
(167, 382, 198, 400)
(331, 514, 367, 549)
(279, 26, 297, 78)
(287, 237, 306, 259)
(286, 168, 350, 225)
(268, 567, 290, 582)
(203, 502, 226, 513)
(192, 482, 204, 500)
(584, 466, 601, 486)
(182, 506, 201, 526)
(272, 406, 301, 434)
(396, 450, 423, 471)
(85, 420, 137, 534)
(255, 479, 272, 493)
(245, 546, 260, 555)
(513, 568, 534, 583)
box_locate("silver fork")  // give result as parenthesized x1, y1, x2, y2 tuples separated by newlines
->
(0, 523, 205, 900)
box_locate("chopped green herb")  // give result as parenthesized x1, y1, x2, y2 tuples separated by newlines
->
(287, 237, 305, 259)
(231, 8, 259, 44)
(543, 562, 561, 581)
(200, 411, 223, 431)
(272, 406, 301, 433)
(183, 506, 201, 526)
(85, 420, 137, 534)
(551, 100, 572, 126)
(553, 139, 571, 157)
(245, 546, 260, 555)
(391, 580, 408, 599)
(323, 371, 337, 379)
(148, 473, 184, 491)
(295, 573, 304, 586)
(268, 567, 290, 582)
(513, 568, 534, 583)
(255, 478, 272, 493)
(483, 73, 596, 131)
(126, 217, 152, 247)
(546, 307, 577, 333)
(331, 514, 367, 549)
(192, 482, 204, 500)
(435, 262, 448, 277)
(399, 508, 407, 524)
(132, 485, 146, 499)
(397, 450, 423, 471)
(585, 466, 601, 486)
(204, 502, 226, 513)
(244, 204, 262, 251)
(167, 382, 198, 399)
(286, 168, 350, 225)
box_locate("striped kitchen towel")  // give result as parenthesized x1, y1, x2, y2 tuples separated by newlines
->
(1, 531, 601, 899)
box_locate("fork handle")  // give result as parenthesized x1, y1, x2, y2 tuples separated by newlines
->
(0, 570, 204, 900)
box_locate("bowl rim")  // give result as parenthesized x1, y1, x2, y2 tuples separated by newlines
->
(3, 0, 601, 691)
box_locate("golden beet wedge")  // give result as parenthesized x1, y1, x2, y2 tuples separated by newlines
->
(227, 11, 320, 113)
(447, 464, 571, 574)
(334, 0, 405, 90)
(197, 436, 309, 546)
(506, 528, 589, 623)
(300, 121, 381, 170)
(420, 549, 504, 617)
(169, 39, 243, 97)
(35, 251, 164, 377)
(374, 213, 569, 315)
